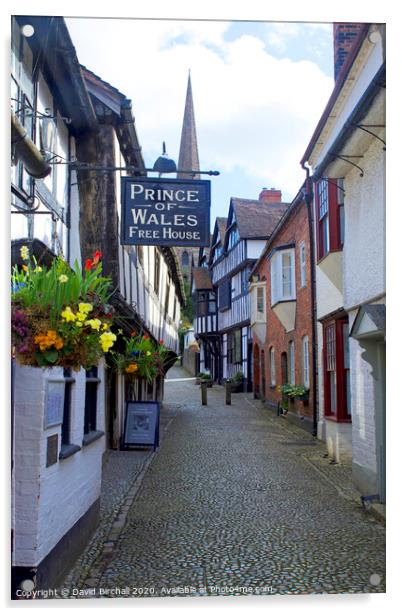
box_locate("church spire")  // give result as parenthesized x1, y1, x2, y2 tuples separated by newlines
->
(177, 71, 200, 179)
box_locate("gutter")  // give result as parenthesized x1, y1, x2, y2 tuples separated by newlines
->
(311, 62, 386, 181)
(11, 113, 51, 179)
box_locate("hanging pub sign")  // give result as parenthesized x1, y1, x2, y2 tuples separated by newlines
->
(120, 177, 210, 247)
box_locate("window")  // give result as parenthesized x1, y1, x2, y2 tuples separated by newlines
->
(84, 367, 99, 434)
(302, 336, 309, 388)
(228, 226, 239, 249)
(257, 286, 265, 314)
(218, 279, 231, 311)
(227, 330, 242, 365)
(154, 251, 160, 295)
(300, 241, 306, 288)
(270, 248, 296, 305)
(288, 340, 295, 385)
(315, 178, 344, 261)
(323, 317, 350, 421)
(182, 251, 189, 266)
(164, 277, 171, 318)
(61, 368, 74, 446)
(269, 347, 276, 386)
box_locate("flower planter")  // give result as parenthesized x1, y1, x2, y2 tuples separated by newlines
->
(200, 379, 213, 388)
(229, 381, 244, 393)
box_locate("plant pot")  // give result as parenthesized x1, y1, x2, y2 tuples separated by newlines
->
(200, 379, 213, 388)
(230, 381, 244, 393)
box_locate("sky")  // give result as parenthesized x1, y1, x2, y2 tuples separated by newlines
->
(65, 18, 335, 224)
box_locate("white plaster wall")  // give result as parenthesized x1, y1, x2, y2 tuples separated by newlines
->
(247, 239, 267, 259)
(12, 363, 105, 567)
(343, 138, 385, 310)
(349, 320, 378, 476)
(325, 420, 352, 463)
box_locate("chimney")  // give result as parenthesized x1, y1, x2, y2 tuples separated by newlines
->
(333, 23, 365, 81)
(259, 187, 282, 203)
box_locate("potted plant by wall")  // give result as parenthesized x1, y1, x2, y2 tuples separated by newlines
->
(226, 370, 244, 393)
(196, 372, 212, 385)
(199, 372, 213, 388)
(278, 383, 309, 412)
(11, 246, 116, 370)
(110, 332, 170, 384)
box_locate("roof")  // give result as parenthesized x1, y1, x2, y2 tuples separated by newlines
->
(231, 199, 289, 239)
(300, 23, 370, 166)
(216, 217, 227, 242)
(192, 267, 213, 291)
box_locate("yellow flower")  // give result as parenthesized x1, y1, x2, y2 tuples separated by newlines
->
(59, 274, 68, 283)
(125, 363, 138, 373)
(102, 323, 109, 331)
(146, 351, 152, 356)
(85, 318, 102, 331)
(20, 245, 29, 260)
(22, 265, 28, 272)
(61, 306, 76, 322)
(75, 321, 83, 328)
(78, 303, 93, 314)
(99, 331, 117, 352)
(76, 311, 87, 322)
(35, 266, 43, 273)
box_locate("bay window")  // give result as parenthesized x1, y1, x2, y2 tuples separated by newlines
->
(315, 178, 345, 261)
(270, 248, 296, 305)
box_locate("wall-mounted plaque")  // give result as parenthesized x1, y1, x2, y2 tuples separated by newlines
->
(46, 434, 59, 467)
(122, 401, 160, 451)
(44, 379, 65, 429)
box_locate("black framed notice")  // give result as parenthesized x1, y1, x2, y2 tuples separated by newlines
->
(122, 401, 160, 451)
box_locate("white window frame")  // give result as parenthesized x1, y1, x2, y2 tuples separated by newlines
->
(270, 248, 296, 305)
(300, 241, 306, 288)
(288, 340, 295, 385)
(270, 347, 276, 387)
(302, 336, 309, 388)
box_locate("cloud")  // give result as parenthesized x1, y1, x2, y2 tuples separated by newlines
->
(66, 17, 334, 201)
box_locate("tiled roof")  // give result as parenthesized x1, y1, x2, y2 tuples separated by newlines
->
(231, 199, 289, 239)
(216, 217, 227, 241)
(192, 267, 213, 290)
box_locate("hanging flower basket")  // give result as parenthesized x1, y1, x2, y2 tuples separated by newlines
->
(110, 332, 170, 384)
(11, 247, 116, 370)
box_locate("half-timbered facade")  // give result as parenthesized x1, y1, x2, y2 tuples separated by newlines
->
(195, 191, 289, 388)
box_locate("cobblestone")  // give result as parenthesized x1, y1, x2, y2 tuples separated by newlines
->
(59, 367, 385, 598)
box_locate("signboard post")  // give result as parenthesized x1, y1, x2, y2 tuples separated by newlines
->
(122, 401, 160, 451)
(120, 177, 210, 247)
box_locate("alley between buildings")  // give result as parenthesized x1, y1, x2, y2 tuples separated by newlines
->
(59, 366, 385, 598)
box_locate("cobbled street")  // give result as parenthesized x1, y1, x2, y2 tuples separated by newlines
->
(60, 367, 385, 598)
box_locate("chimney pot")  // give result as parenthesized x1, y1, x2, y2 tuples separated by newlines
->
(259, 187, 282, 203)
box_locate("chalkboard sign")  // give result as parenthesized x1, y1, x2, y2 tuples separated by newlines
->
(122, 401, 160, 451)
(44, 379, 65, 429)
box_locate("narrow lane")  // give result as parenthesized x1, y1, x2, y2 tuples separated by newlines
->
(80, 367, 386, 596)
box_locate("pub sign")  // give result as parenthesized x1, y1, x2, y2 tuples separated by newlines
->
(120, 177, 210, 247)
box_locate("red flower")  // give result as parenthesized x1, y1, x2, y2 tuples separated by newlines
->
(85, 258, 93, 271)
(159, 339, 164, 345)
(93, 250, 102, 265)
(143, 334, 149, 340)
(131, 330, 137, 337)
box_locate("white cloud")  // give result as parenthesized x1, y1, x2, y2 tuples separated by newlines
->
(66, 17, 333, 201)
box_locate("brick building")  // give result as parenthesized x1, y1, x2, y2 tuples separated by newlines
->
(249, 183, 316, 433)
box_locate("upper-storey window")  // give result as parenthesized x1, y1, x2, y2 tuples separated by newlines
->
(228, 226, 239, 250)
(315, 178, 344, 261)
(11, 19, 35, 198)
(270, 248, 296, 305)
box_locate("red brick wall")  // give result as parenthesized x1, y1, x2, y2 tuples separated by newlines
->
(252, 198, 314, 419)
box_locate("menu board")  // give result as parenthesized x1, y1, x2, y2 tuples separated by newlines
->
(122, 401, 160, 450)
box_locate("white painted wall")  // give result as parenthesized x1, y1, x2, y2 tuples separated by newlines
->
(343, 137, 385, 310)
(12, 363, 105, 567)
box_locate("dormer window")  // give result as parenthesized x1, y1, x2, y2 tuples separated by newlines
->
(270, 248, 296, 305)
(228, 226, 239, 250)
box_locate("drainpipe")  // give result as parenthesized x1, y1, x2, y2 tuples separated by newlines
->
(11, 113, 51, 179)
(302, 163, 319, 437)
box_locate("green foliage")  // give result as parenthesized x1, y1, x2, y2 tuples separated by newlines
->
(110, 333, 170, 384)
(279, 384, 309, 398)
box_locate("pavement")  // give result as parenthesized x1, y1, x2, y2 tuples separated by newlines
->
(58, 366, 386, 598)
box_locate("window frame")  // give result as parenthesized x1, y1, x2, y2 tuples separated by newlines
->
(270, 248, 296, 305)
(288, 340, 295, 385)
(315, 178, 344, 261)
(269, 347, 276, 387)
(83, 366, 100, 435)
(323, 317, 351, 422)
(302, 336, 310, 389)
(300, 241, 306, 288)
